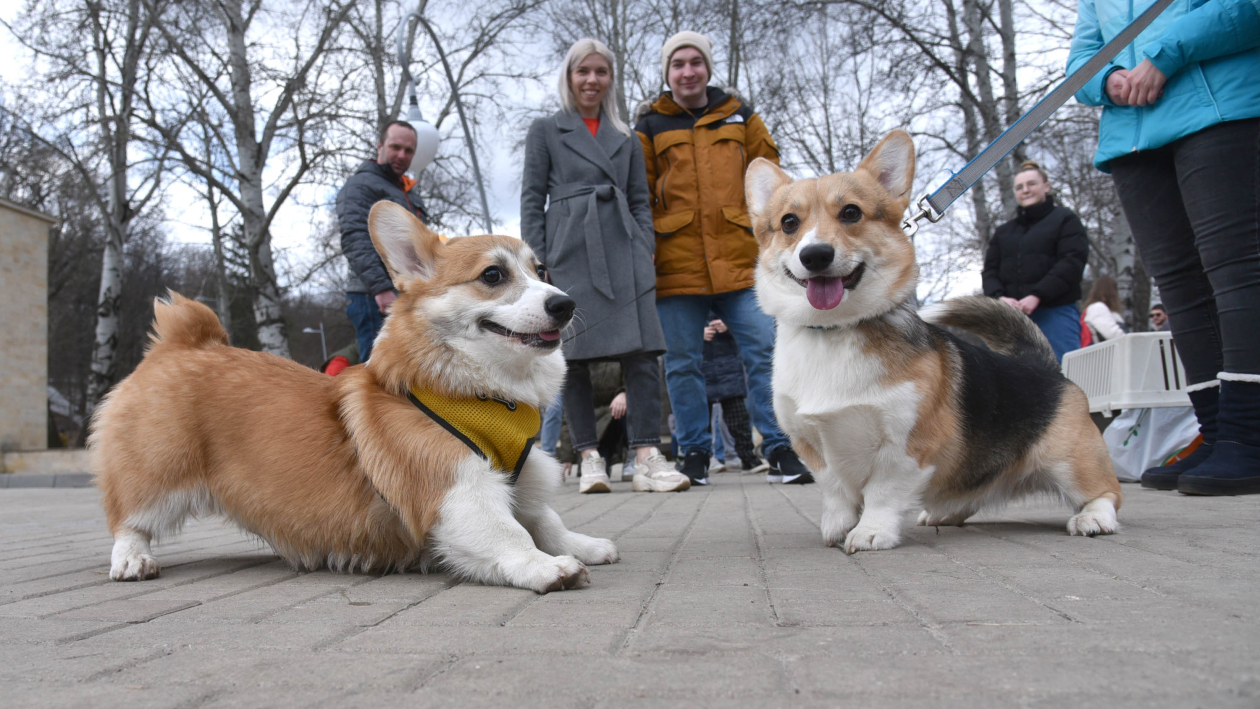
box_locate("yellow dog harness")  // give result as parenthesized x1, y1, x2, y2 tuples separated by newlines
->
(406, 386, 541, 483)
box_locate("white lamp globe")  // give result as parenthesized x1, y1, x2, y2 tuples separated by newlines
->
(409, 118, 440, 175)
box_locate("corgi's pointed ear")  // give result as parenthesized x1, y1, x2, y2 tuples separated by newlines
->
(369, 202, 445, 285)
(858, 130, 916, 200)
(745, 158, 792, 220)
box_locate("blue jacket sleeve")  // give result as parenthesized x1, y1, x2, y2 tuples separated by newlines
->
(1143, 0, 1260, 77)
(1069, 0, 1123, 107)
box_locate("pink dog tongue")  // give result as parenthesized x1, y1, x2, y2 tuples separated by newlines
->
(538, 330, 561, 341)
(806, 277, 845, 310)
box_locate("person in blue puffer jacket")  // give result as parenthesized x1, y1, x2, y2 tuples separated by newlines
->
(1069, 0, 1260, 496)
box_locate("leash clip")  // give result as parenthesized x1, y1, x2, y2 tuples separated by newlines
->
(901, 192, 944, 239)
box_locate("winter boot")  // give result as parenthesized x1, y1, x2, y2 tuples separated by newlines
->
(1178, 377, 1260, 496)
(1142, 384, 1218, 490)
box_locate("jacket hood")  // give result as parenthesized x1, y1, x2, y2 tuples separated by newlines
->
(634, 86, 744, 123)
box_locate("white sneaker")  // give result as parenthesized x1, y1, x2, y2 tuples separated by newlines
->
(620, 458, 636, 482)
(579, 452, 611, 494)
(709, 457, 727, 474)
(632, 448, 691, 492)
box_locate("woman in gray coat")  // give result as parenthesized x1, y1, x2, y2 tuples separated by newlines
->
(521, 38, 687, 495)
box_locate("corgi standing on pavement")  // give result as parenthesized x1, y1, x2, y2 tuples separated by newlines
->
(91, 202, 618, 593)
(744, 130, 1121, 553)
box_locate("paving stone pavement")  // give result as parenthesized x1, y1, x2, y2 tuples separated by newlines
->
(1, 474, 1257, 708)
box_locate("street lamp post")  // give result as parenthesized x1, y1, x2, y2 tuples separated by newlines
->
(302, 323, 327, 363)
(397, 11, 494, 234)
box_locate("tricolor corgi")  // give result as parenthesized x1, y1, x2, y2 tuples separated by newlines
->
(91, 201, 618, 592)
(744, 130, 1120, 553)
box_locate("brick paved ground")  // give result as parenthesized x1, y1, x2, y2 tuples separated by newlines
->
(1, 473, 1256, 708)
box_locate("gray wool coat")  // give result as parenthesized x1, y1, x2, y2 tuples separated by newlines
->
(521, 110, 666, 361)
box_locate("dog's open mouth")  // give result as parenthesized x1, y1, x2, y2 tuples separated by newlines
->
(788, 262, 866, 311)
(480, 320, 562, 349)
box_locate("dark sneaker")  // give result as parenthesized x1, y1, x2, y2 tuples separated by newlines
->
(679, 451, 710, 486)
(769, 447, 814, 485)
(1141, 443, 1211, 490)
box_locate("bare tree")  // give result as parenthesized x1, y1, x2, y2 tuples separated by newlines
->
(142, 0, 354, 356)
(4, 0, 168, 412)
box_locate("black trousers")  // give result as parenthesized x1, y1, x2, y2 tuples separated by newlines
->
(710, 397, 757, 463)
(1110, 118, 1260, 383)
(563, 352, 663, 452)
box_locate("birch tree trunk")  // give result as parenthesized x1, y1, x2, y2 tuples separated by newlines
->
(84, 0, 154, 413)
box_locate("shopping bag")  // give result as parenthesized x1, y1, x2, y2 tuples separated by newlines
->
(1103, 407, 1200, 482)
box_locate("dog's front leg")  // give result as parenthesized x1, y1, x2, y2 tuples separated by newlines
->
(844, 451, 934, 554)
(512, 451, 619, 565)
(430, 457, 589, 593)
(817, 470, 862, 548)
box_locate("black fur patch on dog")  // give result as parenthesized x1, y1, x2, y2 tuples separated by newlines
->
(936, 327, 1063, 494)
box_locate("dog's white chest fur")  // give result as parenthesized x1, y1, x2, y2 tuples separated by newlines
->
(773, 325, 922, 475)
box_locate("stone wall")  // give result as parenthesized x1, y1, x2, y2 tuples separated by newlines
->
(0, 198, 55, 452)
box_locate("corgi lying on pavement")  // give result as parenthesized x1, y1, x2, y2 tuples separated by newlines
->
(91, 202, 618, 592)
(744, 130, 1121, 554)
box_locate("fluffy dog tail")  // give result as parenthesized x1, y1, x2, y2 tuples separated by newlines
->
(148, 290, 229, 351)
(920, 296, 1058, 368)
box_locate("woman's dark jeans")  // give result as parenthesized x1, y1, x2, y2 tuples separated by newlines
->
(1110, 118, 1260, 384)
(562, 353, 663, 452)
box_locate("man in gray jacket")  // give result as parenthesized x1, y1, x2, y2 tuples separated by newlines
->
(336, 120, 429, 360)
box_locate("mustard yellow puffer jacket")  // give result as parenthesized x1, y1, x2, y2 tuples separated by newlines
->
(635, 88, 779, 298)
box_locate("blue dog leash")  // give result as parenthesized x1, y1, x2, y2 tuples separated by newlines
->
(901, 0, 1177, 237)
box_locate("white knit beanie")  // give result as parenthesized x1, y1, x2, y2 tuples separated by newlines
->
(661, 31, 714, 84)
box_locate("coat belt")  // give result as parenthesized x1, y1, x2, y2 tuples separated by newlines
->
(548, 183, 637, 300)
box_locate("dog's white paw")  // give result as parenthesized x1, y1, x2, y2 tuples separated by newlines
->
(110, 531, 160, 581)
(517, 553, 589, 594)
(110, 552, 159, 581)
(843, 523, 902, 554)
(1067, 498, 1119, 537)
(917, 509, 970, 527)
(563, 534, 619, 566)
(821, 508, 859, 548)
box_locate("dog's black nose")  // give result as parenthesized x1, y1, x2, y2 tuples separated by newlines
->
(545, 294, 576, 322)
(799, 243, 835, 272)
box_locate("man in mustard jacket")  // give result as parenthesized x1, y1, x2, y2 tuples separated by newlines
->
(635, 31, 813, 487)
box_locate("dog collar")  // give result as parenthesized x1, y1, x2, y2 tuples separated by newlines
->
(406, 386, 541, 484)
(805, 325, 841, 331)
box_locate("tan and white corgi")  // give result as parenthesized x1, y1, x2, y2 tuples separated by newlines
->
(744, 130, 1121, 553)
(91, 201, 618, 592)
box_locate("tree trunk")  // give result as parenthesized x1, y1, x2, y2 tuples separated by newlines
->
(962, 0, 1015, 219)
(995, 0, 1025, 167)
(946, 0, 994, 250)
(221, 0, 290, 356)
(85, 0, 146, 413)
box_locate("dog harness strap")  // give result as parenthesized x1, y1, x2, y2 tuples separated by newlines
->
(406, 387, 541, 484)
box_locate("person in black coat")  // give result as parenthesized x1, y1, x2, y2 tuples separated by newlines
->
(335, 121, 429, 361)
(982, 160, 1089, 362)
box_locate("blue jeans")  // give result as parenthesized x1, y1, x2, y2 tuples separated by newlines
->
(346, 292, 386, 361)
(1028, 303, 1080, 363)
(539, 390, 564, 455)
(656, 288, 788, 456)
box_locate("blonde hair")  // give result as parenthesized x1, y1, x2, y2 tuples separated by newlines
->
(557, 38, 631, 137)
(1016, 159, 1051, 186)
